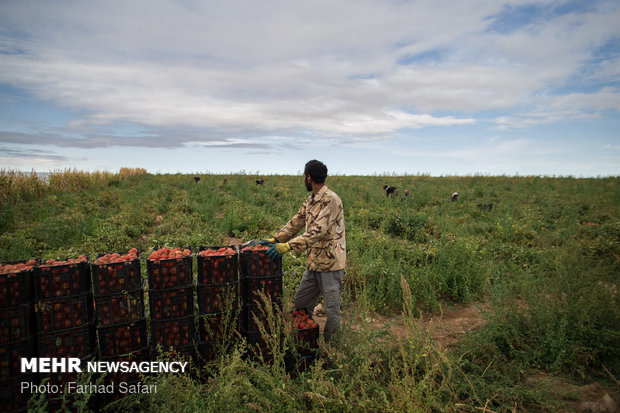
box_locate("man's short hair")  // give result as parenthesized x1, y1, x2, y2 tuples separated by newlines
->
(304, 160, 328, 183)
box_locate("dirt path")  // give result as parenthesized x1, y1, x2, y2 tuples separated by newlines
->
(313, 301, 489, 349)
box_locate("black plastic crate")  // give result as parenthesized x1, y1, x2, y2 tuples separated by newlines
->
(150, 315, 196, 349)
(92, 253, 142, 295)
(0, 304, 35, 345)
(147, 252, 193, 290)
(197, 341, 217, 364)
(241, 275, 282, 306)
(94, 289, 145, 327)
(34, 257, 91, 299)
(149, 286, 194, 320)
(153, 343, 196, 368)
(0, 339, 36, 381)
(197, 245, 238, 284)
(100, 347, 150, 404)
(198, 312, 238, 343)
(39, 354, 97, 411)
(239, 303, 279, 335)
(239, 247, 282, 279)
(242, 331, 272, 361)
(0, 373, 37, 413)
(197, 283, 238, 315)
(37, 322, 96, 358)
(291, 308, 320, 352)
(97, 319, 148, 358)
(34, 293, 93, 333)
(0, 262, 35, 307)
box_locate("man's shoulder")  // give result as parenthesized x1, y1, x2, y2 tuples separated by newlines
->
(323, 187, 343, 204)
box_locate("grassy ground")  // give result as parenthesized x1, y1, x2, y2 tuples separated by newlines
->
(1, 169, 619, 412)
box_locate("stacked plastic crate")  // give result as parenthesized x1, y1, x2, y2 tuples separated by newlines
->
(91, 249, 147, 404)
(238, 244, 283, 358)
(0, 260, 37, 413)
(33, 255, 95, 409)
(196, 246, 239, 363)
(146, 247, 195, 360)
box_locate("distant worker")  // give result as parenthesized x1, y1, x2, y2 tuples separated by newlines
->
(451, 192, 459, 202)
(193, 176, 200, 183)
(256, 179, 265, 185)
(262, 160, 346, 341)
(403, 189, 410, 200)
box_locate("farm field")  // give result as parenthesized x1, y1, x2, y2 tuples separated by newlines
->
(1, 169, 619, 412)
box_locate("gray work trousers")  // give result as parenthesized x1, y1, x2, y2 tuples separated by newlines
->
(294, 269, 344, 340)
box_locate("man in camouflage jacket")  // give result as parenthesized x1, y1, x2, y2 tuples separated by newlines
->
(265, 160, 346, 340)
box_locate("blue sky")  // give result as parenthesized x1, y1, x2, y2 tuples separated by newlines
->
(1, 0, 619, 176)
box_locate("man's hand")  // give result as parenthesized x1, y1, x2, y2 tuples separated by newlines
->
(259, 237, 276, 246)
(267, 242, 291, 260)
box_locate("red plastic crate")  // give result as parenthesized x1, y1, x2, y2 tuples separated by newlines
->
(197, 246, 238, 284)
(197, 283, 238, 315)
(34, 293, 93, 333)
(148, 286, 194, 320)
(97, 320, 148, 358)
(147, 255, 193, 290)
(0, 339, 36, 380)
(37, 323, 96, 358)
(239, 248, 282, 279)
(92, 254, 142, 295)
(0, 304, 35, 345)
(34, 258, 91, 299)
(94, 289, 145, 327)
(150, 315, 196, 349)
(0, 263, 34, 307)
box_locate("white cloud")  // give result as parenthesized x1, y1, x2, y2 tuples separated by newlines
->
(0, 0, 618, 150)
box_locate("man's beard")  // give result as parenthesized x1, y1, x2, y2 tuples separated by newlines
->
(304, 176, 312, 192)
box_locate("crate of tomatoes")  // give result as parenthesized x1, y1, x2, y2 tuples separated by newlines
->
(0, 259, 37, 307)
(0, 338, 36, 380)
(37, 323, 96, 359)
(198, 311, 237, 343)
(147, 247, 193, 290)
(92, 249, 142, 295)
(0, 304, 35, 344)
(291, 309, 319, 353)
(197, 246, 238, 284)
(0, 372, 37, 413)
(34, 292, 94, 333)
(239, 244, 282, 278)
(149, 286, 194, 320)
(150, 315, 196, 349)
(99, 348, 149, 404)
(97, 319, 148, 358)
(241, 275, 282, 307)
(197, 283, 238, 315)
(95, 289, 145, 327)
(34, 255, 90, 299)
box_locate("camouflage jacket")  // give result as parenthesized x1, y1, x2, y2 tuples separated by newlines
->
(274, 185, 346, 272)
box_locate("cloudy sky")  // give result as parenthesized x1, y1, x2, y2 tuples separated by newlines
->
(1, 0, 619, 176)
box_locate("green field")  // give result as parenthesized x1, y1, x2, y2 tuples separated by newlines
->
(1, 170, 619, 412)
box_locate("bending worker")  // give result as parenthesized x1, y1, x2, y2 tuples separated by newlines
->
(263, 159, 346, 341)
